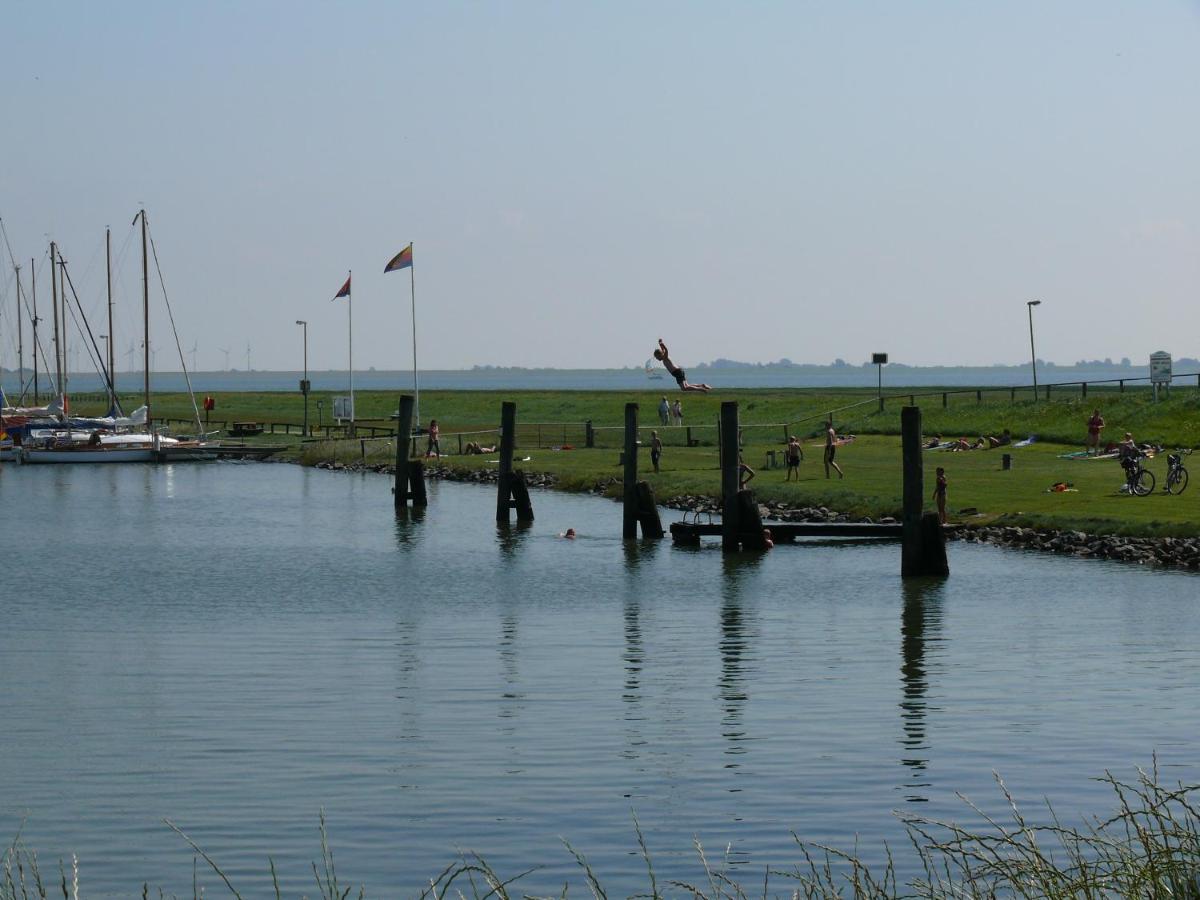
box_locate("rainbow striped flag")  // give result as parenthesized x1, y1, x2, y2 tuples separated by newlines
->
(384, 244, 413, 273)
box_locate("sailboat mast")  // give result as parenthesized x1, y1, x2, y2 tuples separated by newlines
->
(60, 254, 69, 396)
(31, 258, 39, 403)
(140, 209, 151, 429)
(15, 264, 23, 400)
(50, 242, 61, 397)
(106, 226, 116, 404)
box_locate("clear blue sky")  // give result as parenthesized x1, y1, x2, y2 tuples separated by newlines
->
(2, 1, 1197, 373)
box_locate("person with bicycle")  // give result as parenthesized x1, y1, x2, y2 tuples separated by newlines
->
(1118, 432, 1138, 473)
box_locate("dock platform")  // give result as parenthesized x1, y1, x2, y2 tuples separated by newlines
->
(670, 520, 903, 544)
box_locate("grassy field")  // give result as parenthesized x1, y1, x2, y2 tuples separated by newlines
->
(67, 386, 1200, 536)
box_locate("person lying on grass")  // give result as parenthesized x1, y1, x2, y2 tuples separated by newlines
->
(653, 338, 712, 392)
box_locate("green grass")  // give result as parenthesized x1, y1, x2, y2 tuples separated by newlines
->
(64, 387, 1200, 537)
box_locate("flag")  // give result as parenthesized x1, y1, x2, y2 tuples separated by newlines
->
(384, 244, 413, 273)
(333, 275, 351, 300)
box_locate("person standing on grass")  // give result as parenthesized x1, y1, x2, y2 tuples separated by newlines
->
(1086, 409, 1105, 456)
(823, 420, 844, 479)
(658, 396, 671, 426)
(650, 430, 663, 473)
(672, 398, 683, 426)
(426, 419, 441, 458)
(932, 466, 948, 525)
(785, 434, 803, 481)
(653, 338, 712, 392)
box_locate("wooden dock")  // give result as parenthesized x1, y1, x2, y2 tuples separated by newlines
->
(670, 520, 902, 545)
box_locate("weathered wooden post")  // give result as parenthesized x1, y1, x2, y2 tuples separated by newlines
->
(634, 481, 665, 538)
(585, 420, 594, 448)
(622, 403, 639, 539)
(393, 394, 416, 510)
(720, 401, 741, 552)
(901, 406, 948, 577)
(495, 401, 535, 524)
(942, 392, 948, 408)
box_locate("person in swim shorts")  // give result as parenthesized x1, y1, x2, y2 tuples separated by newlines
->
(785, 435, 803, 481)
(823, 420, 844, 479)
(653, 338, 712, 392)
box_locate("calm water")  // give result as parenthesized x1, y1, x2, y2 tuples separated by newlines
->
(2, 462, 1198, 897)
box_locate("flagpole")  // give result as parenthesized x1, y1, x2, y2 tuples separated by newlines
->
(347, 269, 355, 426)
(409, 243, 419, 429)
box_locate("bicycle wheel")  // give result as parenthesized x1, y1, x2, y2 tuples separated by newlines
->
(1167, 466, 1188, 495)
(1134, 469, 1155, 496)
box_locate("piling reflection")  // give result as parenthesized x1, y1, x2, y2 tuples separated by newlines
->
(495, 521, 532, 557)
(621, 541, 646, 761)
(392, 506, 427, 550)
(717, 554, 762, 794)
(898, 576, 945, 802)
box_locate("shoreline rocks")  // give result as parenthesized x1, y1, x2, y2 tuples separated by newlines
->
(307, 459, 1198, 570)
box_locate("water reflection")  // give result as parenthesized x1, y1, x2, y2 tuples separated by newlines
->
(621, 541, 646, 761)
(717, 555, 762, 791)
(495, 522, 532, 557)
(898, 577, 945, 802)
(393, 506, 427, 550)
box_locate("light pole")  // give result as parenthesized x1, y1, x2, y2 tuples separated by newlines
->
(1027, 300, 1042, 401)
(296, 320, 309, 436)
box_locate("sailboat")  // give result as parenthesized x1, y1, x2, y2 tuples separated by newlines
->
(644, 358, 665, 380)
(20, 210, 215, 464)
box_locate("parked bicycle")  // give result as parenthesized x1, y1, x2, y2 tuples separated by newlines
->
(1164, 449, 1191, 495)
(1122, 453, 1155, 496)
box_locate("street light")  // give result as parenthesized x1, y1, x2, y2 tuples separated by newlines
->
(296, 320, 309, 436)
(1027, 300, 1042, 401)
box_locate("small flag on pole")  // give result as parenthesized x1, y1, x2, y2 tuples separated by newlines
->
(333, 275, 351, 300)
(384, 244, 413, 273)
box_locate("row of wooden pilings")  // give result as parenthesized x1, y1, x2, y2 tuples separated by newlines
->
(390, 394, 947, 576)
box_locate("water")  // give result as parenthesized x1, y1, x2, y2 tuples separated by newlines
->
(2, 462, 1198, 897)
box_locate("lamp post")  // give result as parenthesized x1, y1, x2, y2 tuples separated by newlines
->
(295, 319, 309, 435)
(1027, 300, 1042, 401)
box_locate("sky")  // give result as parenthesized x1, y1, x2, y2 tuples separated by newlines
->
(1, 1, 1198, 374)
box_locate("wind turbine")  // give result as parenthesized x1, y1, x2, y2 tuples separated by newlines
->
(245, 342, 251, 373)
(190, 341, 198, 372)
(126, 342, 137, 373)
(219, 348, 230, 371)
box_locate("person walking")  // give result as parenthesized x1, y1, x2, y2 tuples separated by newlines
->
(425, 419, 441, 458)
(823, 420, 844, 479)
(932, 466, 948, 525)
(672, 398, 683, 427)
(650, 430, 663, 473)
(658, 396, 671, 426)
(785, 435, 803, 481)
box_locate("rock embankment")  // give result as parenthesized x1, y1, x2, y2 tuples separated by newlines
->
(951, 526, 1200, 569)
(309, 460, 1198, 569)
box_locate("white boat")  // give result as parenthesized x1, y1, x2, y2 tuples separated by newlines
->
(644, 358, 665, 380)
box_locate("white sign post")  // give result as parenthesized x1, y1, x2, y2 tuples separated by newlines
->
(1150, 351, 1172, 402)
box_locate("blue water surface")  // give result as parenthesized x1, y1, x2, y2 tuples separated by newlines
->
(1, 462, 1197, 897)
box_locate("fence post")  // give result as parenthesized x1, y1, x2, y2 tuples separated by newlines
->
(942, 392, 948, 408)
(1082, 382, 1088, 399)
(1120, 380, 1125, 393)
(585, 420, 594, 448)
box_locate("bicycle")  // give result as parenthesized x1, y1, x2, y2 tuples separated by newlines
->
(1121, 453, 1155, 496)
(1164, 449, 1191, 495)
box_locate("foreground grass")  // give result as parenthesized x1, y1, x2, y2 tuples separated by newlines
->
(6, 764, 1199, 898)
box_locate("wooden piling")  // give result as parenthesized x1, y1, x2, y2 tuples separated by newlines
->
(408, 459, 428, 507)
(635, 481, 664, 538)
(622, 403, 639, 539)
(496, 401, 518, 523)
(719, 401, 741, 552)
(901, 406, 948, 577)
(736, 491, 767, 550)
(393, 394, 415, 510)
